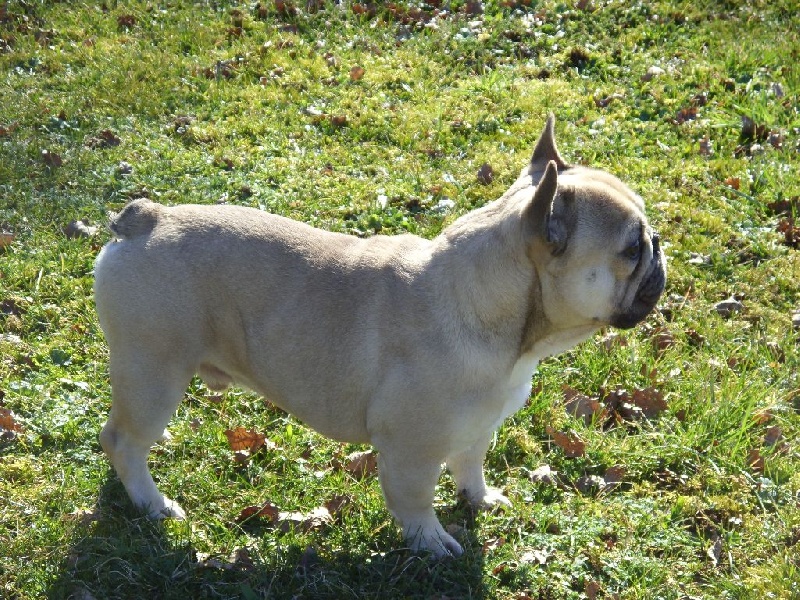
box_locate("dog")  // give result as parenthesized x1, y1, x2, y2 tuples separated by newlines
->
(94, 115, 666, 558)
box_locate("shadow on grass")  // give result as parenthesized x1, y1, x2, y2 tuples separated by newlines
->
(47, 475, 487, 600)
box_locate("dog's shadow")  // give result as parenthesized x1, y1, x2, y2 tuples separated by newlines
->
(47, 473, 488, 600)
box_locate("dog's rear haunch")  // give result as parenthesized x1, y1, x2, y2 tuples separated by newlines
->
(95, 116, 665, 558)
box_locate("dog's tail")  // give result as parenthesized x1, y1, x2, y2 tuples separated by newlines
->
(109, 198, 162, 239)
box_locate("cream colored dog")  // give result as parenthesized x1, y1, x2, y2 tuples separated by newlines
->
(94, 116, 666, 558)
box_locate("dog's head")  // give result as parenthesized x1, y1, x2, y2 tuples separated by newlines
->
(523, 115, 666, 332)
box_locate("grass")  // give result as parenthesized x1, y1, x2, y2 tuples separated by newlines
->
(1, 0, 799, 598)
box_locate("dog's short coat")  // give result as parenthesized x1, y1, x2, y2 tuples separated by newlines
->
(95, 116, 666, 557)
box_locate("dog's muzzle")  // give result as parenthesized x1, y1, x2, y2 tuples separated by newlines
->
(610, 232, 666, 329)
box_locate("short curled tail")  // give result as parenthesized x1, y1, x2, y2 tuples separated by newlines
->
(109, 198, 163, 239)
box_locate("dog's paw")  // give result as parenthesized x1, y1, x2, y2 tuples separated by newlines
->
(405, 522, 464, 559)
(468, 486, 511, 511)
(148, 497, 186, 520)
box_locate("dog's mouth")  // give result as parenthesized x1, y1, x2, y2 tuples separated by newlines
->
(610, 237, 666, 329)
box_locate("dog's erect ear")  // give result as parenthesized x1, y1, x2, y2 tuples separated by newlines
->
(526, 160, 567, 255)
(525, 114, 568, 183)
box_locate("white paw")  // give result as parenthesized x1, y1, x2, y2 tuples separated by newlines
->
(405, 522, 464, 558)
(464, 485, 512, 510)
(147, 497, 186, 520)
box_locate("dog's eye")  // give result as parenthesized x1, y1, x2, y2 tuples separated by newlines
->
(622, 240, 641, 261)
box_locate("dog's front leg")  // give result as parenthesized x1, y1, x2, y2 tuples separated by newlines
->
(447, 435, 512, 510)
(377, 451, 462, 558)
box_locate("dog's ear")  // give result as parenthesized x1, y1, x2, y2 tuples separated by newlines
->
(526, 160, 568, 255)
(524, 114, 568, 183)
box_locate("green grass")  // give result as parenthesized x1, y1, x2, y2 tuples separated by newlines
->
(1, 1, 799, 598)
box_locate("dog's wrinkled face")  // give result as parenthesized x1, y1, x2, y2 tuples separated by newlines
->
(524, 120, 666, 333)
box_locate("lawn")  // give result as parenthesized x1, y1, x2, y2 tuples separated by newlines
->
(1, 1, 799, 598)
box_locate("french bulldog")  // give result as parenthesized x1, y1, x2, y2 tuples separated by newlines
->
(94, 115, 666, 558)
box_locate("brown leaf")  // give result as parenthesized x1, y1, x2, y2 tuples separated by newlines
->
(563, 386, 602, 426)
(323, 494, 350, 517)
(653, 327, 677, 352)
(278, 505, 332, 532)
(545, 426, 585, 458)
(740, 115, 767, 142)
(747, 449, 765, 474)
(777, 217, 800, 248)
(764, 425, 783, 447)
(585, 580, 603, 600)
(343, 449, 378, 479)
(85, 129, 121, 149)
(0, 122, 18, 137)
(528, 464, 557, 486)
(724, 177, 740, 190)
(594, 93, 624, 108)
(42, 149, 63, 168)
(117, 14, 137, 30)
(349, 65, 365, 81)
(630, 387, 667, 419)
(0, 231, 15, 248)
(236, 501, 280, 522)
(224, 427, 268, 453)
(64, 220, 98, 239)
(0, 407, 23, 432)
(603, 465, 626, 491)
(476, 163, 494, 185)
(698, 136, 713, 156)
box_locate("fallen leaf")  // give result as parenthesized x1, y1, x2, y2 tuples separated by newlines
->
(343, 449, 378, 479)
(630, 387, 667, 419)
(330, 114, 348, 128)
(323, 494, 350, 517)
(85, 129, 121, 149)
(585, 580, 603, 600)
(528, 464, 557, 486)
(747, 449, 765, 474)
(482, 537, 506, 554)
(349, 65, 365, 81)
(236, 501, 280, 522)
(740, 115, 767, 143)
(777, 217, 800, 248)
(278, 505, 332, 532)
(117, 14, 137, 30)
(724, 177, 740, 190)
(563, 386, 602, 426)
(641, 65, 665, 82)
(595, 93, 625, 108)
(714, 296, 744, 318)
(64, 220, 98, 239)
(545, 426, 585, 458)
(698, 136, 713, 156)
(0, 407, 23, 432)
(764, 425, 783, 447)
(575, 474, 604, 494)
(706, 536, 723, 566)
(42, 149, 63, 168)
(476, 163, 494, 185)
(603, 465, 626, 491)
(0, 231, 15, 248)
(224, 427, 268, 453)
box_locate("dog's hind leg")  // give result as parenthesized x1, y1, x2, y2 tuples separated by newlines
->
(99, 348, 193, 519)
(447, 435, 512, 510)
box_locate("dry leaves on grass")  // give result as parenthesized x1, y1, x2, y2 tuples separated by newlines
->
(341, 448, 378, 479)
(224, 426, 276, 465)
(0, 407, 23, 433)
(545, 426, 585, 458)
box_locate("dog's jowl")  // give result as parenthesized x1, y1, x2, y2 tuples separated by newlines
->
(94, 115, 666, 558)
